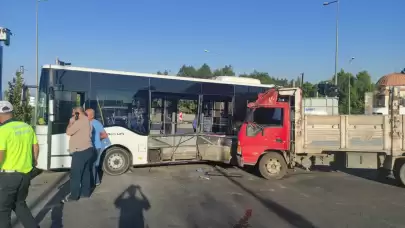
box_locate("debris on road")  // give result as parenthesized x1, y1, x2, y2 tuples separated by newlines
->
(195, 165, 244, 180)
(199, 176, 210, 180)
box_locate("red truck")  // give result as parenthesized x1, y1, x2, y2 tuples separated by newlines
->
(237, 87, 405, 185)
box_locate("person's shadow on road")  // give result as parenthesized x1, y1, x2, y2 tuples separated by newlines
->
(35, 179, 70, 228)
(115, 185, 151, 228)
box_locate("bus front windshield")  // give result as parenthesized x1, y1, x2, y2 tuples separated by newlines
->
(36, 69, 49, 125)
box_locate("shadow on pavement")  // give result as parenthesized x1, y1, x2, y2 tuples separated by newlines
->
(30, 168, 43, 181)
(12, 171, 69, 227)
(305, 152, 404, 188)
(212, 165, 318, 228)
(327, 167, 401, 187)
(307, 153, 403, 188)
(114, 185, 151, 228)
(35, 180, 70, 228)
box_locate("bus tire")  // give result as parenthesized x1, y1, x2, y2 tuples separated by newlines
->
(258, 152, 287, 180)
(103, 147, 131, 176)
(393, 158, 405, 186)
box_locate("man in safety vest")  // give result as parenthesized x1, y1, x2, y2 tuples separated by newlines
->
(0, 101, 40, 228)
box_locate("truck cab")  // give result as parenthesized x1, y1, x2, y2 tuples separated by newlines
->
(237, 88, 302, 179)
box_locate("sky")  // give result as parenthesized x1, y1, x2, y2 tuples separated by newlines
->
(1, 0, 405, 91)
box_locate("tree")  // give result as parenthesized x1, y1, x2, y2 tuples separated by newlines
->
(169, 63, 376, 114)
(240, 71, 290, 86)
(401, 68, 405, 74)
(177, 65, 197, 77)
(157, 70, 169, 75)
(4, 71, 33, 123)
(213, 65, 235, 76)
(196, 63, 212, 79)
(240, 71, 273, 84)
(302, 82, 317, 97)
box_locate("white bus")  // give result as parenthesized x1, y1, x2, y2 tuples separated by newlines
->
(31, 64, 276, 175)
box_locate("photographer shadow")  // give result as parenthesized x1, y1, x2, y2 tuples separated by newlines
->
(114, 185, 151, 228)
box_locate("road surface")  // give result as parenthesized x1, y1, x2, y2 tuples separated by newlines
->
(13, 164, 405, 228)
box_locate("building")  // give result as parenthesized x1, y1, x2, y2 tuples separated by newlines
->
(29, 96, 36, 107)
(372, 72, 405, 115)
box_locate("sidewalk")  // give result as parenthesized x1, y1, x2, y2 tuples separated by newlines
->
(11, 171, 70, 227)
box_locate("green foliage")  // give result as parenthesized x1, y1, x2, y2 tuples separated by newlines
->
(157, 70, 169, 75)
(158, 64, 377, 114)
(196, 63, 213, 78)
(302, 82, 317, 97)
(4, 71, 33, 123)
(177, 65, 197, 77)
(240, 71, 289, 86)
(213, 65, 235, 76)
(329, 69, 373, 114)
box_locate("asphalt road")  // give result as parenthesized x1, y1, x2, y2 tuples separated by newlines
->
(14, 165, 405, 228)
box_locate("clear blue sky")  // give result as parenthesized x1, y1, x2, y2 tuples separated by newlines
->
(1, 0, 404, 89)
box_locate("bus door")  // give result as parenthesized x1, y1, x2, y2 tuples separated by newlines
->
(53, 90, 86, 124)
(150, 92, 198, 135)
(150, 92, 177, 135)
(49, 90, 86, 158)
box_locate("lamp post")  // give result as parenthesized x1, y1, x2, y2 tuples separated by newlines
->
(35, 0, 46, 126)
(348, 57, 355, 115)
(323, 0, 340, 86)
(0, 27, 12, 100)
(34, 0, 39, 125)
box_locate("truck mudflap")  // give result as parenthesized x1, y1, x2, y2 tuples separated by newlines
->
(236, 141, 244, 167)
(236, 153, 244, 167)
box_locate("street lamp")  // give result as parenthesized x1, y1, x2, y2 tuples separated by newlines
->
(35, 0, 47, 126)
(323, 0, 340, 86)
(348, 57, 355, 115)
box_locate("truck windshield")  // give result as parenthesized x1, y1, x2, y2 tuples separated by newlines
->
(36, 69, 49, 125)
(247, 107, 283, 127)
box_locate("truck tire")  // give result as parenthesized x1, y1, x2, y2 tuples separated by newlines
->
(258, 152, 288, 180)
(393, 159, 405, 186)
(103, 147, 131, 176)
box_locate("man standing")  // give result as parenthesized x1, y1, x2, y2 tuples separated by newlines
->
(85, 108, 108, 186)
(63, 107, 93, 203)
(0, 101, 39, 228)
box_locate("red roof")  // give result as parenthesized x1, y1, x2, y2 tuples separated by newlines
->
(377, 73, 405, 86)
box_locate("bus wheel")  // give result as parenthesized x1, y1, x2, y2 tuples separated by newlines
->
(103, 147, 131, 176)
(393, 158, 405, 186)
(258, 152, 287, 180)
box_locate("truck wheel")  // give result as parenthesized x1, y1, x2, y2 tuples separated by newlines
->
(393, 159, 405, 186)
(258, 152, 287, 180)
(103, 147, 131, 176)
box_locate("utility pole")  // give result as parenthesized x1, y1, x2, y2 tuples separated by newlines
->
(348, 57, 355, 115)
(323, 0, 340, 89)
(0, 45, 2, 100)
(35, 0, 39, 126)
(0, 27, 12, 100)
